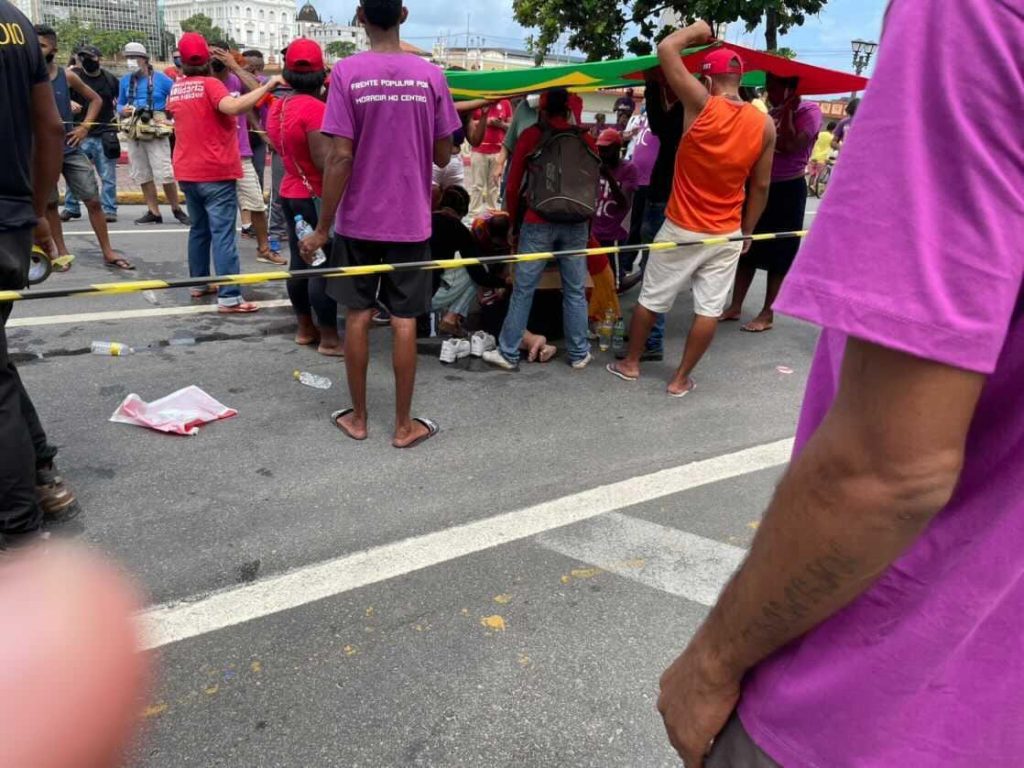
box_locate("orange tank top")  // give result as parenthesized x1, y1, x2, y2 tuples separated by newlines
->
(665, 96, 766, 235)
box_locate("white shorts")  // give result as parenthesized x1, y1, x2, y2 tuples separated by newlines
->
(236, 159, 266, 213)
(126, 137, 174, 186)
(432, 153, 465, 191)
(638, 218, 743, 317)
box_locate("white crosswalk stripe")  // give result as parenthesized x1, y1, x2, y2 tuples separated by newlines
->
(538, 512, 747, 606)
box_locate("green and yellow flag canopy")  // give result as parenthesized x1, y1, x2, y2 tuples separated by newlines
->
(445, 41, 868, 100)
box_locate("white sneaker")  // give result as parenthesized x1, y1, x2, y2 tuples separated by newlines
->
(571, 352, 595, 370)
(439, 338, 459, 364)
(453, 338, 471, 360)
(470, 331, 497, 357)
(482, 349, 519, 371)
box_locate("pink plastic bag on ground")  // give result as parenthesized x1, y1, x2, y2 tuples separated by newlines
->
(109, 386, 237, 436)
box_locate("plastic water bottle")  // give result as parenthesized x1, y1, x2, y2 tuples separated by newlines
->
(293, 370, 331, 390)
(598, 309, 614, 352)
(294, 215, 326, 267)
(91, 341, 133, 356)
(612, 317, 626, 355)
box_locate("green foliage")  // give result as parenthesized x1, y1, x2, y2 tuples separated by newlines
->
(325, 41, 358, 59)
(514, 0, 827, 61)
(52, 17, 147, 58)
(179, 13, 237, 48)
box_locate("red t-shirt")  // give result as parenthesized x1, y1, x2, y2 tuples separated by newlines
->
(267, 94, 325, 199)
(472, 99, 512, 155)
(166, 76, 242, 183)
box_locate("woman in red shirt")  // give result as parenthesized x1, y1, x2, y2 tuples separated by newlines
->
(266, 39, 341, 356)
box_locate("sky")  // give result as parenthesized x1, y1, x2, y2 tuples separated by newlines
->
(311, 0, 889, 74)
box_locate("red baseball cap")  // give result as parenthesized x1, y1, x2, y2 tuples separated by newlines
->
(285, 38, 324, 74)
(178, 33, 210, 67)
(701, 48, 743, 77)
(596, 128, 623, 147)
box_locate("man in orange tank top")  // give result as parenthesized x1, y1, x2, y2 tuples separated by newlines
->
(608, 24, 775, 398)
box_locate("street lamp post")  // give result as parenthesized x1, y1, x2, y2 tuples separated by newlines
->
(850, 38, 878, 97)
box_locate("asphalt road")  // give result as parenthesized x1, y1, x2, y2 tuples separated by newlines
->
(9, 200, 821, 767)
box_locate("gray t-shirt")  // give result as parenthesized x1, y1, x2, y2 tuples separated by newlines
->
(502, 100, 538, 153)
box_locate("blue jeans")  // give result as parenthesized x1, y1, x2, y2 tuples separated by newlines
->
(640, 200, 667, 352)
(63, 136, 116, 216)
(499, 221, 590, 364)
(181, 181, 243, 307)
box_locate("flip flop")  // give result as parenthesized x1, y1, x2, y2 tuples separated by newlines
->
(394, 417, 439, 450)
(741, 321, 774, 333)
(257, 250, 287, 266)
(218, 302, 260, 314)
(190, 286, 217, 299)
(104, 257, 135, 271)
(51, 254, 75, 272)
(331, 408, 367, 441)
(606, 363, 639, 382)
(668, 379, 697, 399)
(718, 314, 741, 323)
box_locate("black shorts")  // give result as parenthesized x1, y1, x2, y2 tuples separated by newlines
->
(327, 236, 433, 318)
(748, 176, 808, 275)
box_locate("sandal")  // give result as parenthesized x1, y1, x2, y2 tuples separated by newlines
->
(257, 248, 287, 266)
(331, 408, 367, 441)
(394, 417, 439, 450)
(667, 378, 697, 399)
(190, 286, 217, 299)
(218, 302, 260, 314)
(104, 257, 135, 271)
(51, 254, 75, 273)
(606, 363, 639, 382)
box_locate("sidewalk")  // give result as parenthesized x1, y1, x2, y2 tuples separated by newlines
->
(59, 160, 269, 205)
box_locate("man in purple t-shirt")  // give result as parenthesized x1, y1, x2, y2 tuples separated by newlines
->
(659, 1, 1024, 766)
(302, 0, 460, 449)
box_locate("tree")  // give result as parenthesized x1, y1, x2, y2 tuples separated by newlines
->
(514, 0, 827, 61)
(180, 13, 236, 48)
(52, 17, 146, 59)
(325, 41, 357, 60)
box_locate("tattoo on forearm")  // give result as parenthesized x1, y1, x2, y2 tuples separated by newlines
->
(740, 542, 860, 646)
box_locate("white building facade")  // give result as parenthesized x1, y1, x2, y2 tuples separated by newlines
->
(295, 3, 366, 61)
(161, 0, 296, 60)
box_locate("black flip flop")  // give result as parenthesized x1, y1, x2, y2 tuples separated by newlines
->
(105, 257, 135, 271)
(331, 408, 367, 441)
(394, 417, 439, 450)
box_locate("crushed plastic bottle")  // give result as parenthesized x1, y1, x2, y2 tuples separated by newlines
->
(91, 341, 133, 356)
(294, 216, 326, 267)
(293, 370, 331, 390)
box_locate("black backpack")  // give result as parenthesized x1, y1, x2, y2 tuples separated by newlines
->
(523, 124, 601, 224)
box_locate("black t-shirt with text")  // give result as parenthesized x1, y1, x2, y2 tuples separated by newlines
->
(0, 0, 49, 231)
(71, 66, 119, 135)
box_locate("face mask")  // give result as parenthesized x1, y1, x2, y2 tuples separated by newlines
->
(125, 58, 140, 72)
(44, 51, 55, 63)
(81, 57, 100, 74)
(173, 56, 182, 68)
(526, 94, 540, 109)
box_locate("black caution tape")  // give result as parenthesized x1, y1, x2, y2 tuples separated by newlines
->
(0, 231, 808, 303)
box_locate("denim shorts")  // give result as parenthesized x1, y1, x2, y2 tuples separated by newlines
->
(51, 151, 99, 206)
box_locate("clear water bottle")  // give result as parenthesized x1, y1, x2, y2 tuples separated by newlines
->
(293, 370, 331, 390)
(294, 215, 326, 267)
(598, 309, 614, 352)
(612, 317, 626, 355)
(91, 341, 133, 356)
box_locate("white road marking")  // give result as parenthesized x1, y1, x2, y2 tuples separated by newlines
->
(140, 438, 793, 649)
(8, 300, 292, 327)
(63, 228, 192, 236)
(538, 512, 747, 606)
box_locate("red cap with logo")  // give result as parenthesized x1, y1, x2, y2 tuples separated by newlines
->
(701, 48, 744, 77)
(178, 33, 210, 66)
(596, 128, 624, 147)
(285, 38, 324, 74)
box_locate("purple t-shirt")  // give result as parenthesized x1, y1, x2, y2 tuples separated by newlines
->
(593, 161, 639, 243)
(769, 100, 821, 180)
(224, 74, 253, 158)
(628, 115, 660, 187)
(739, 1, 1024, 766)
(321, 52, 461, 242)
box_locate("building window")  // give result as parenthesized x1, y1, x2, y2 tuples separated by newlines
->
(258, 8, 264, 19)
(259, 31, 265, 42)
(246, 7, 252, 18)
(269, 10, 275, 21)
